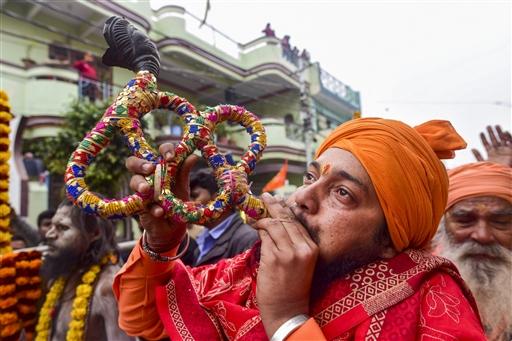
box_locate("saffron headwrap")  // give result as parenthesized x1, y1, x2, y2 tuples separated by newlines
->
(446, 161, 512, 209)
(315, 118, 466, 251)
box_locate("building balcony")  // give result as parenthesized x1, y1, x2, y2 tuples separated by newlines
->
(318, 67, 361, 109)
(1, 62, 121, 120)
(2, 0, 359, 123)
(24, 64, 78, 116)
(153, 5, 303, 76)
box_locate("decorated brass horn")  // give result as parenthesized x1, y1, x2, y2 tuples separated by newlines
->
(65, 16, 267, 224)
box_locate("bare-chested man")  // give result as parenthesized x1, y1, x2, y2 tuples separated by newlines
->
(37, 200, 133, 341)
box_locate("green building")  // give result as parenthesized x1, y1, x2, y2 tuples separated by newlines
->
(0, 0, 360, 228)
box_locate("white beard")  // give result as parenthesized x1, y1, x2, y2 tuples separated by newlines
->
(436, 222, 512, 340)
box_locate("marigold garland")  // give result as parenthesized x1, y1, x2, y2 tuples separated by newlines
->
(0, 251, 43, 341)
(0, 218, 9, 229)
(0, 204, 10, 217)
(17, 288, 42, 300)
(0, 90, 12, 255)
(1, 321, 21, 338)
(16, 275, 41, 286)
(0, 230, 12, 243)
(0, 164, 9, 174)
(35, 253, 117, 341)
(0, 180, 9, 191)
(0, 254, 18, 339)
(34, 277, 65, 341)
(0, 124, 10, 135)
(0, 267, 15, 278)
(0, 311, 18, 326)
(0, 192, 8, 205)
(0, 283, 16, 296)
(0, 151, 11, 163)
(15, 258, 42, 270)
(0, 111, 13, 123)
(0, 93, 13, 341)
(18, 303, 37, 315)
(15, 251, 43, 340)
(0, 296, 16, 310)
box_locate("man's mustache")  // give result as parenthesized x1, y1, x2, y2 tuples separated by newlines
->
(289, 205, 318, 244)
(457, 240, 510, 263)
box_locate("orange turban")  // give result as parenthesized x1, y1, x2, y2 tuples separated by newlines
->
(447, 161, 512, 209)
(315, 118, 466, 251)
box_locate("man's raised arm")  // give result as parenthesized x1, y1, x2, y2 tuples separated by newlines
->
(114, 143, 197, 339)
(113, 240, 177, 339)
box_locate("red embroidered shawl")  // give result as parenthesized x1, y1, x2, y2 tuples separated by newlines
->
(155, 246, 485, 340)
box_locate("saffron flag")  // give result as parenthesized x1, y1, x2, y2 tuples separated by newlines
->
(262, 160, 288, 193)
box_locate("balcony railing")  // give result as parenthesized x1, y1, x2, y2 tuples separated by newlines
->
(319, 68, 360, 109)
(77, 76, 123, 102)
(155, 5, 241, 59)
(154, 5, 303, 71)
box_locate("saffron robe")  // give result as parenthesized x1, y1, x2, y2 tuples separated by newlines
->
(114, 242, 485, 340)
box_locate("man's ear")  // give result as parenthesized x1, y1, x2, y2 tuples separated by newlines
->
(89, 226, 102, 242)
(377, 224, 397, 259)
(378, 231, 398, 259)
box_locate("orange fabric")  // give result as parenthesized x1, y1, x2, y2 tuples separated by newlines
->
(262, 160, 288, 192)
(415, 120, 467, 159)
(315, 118, 466, 251)
(286, 318, 327, 341)
(447, 161, 512, 209)
(113, 239, 177, 340)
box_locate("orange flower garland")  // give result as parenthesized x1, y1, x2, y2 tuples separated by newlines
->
(0, 90, 43, 340)
(0, 253, 18, 340)
(0, 283, 16, 296)
(0, 90, 21, 341)
(35, 252, 117, 341)
(0, 90, 11, 255)
(15, 251, 43, 340)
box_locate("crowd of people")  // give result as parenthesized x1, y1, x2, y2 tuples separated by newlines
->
(7, 16, 511, 341)
(10, 122, 508, 341)
(111, 122, 510, 341)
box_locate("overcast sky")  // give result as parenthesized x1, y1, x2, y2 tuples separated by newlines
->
(151, 0, 511, 168)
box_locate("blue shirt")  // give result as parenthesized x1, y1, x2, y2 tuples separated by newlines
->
(196, 213, 238, 263)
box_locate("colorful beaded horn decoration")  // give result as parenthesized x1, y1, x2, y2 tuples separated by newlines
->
(65, 17, 267, 224)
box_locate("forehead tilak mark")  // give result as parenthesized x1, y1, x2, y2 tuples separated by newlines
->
(321, 163, 331, 175)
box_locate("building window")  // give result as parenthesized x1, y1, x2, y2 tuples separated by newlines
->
(284, 114, 301, 140)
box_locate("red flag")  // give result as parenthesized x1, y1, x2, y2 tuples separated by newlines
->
(262, 160, 288, 193)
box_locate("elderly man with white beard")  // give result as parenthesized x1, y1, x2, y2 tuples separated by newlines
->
(435, 161, 512, 341)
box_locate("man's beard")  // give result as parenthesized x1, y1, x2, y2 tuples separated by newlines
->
(437, 223, 512, 337)
(310, 241, 384, 302)
(40, 247, 83, 282)
(292, 210, 385, 302)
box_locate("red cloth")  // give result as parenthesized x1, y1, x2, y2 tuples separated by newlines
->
(155, 245, 485, 340)
(262, 160, 288, 192)
(73, 60, 98, 80)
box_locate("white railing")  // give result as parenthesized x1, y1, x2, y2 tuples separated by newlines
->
(319, 68, 360, 108)
(176, 7, 241, 59)
(77, 76, 123, 102)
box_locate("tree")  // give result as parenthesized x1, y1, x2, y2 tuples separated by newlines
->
(28, 100, 151, 198)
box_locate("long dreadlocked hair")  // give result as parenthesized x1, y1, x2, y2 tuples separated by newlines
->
(58, 199, 119, 269)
